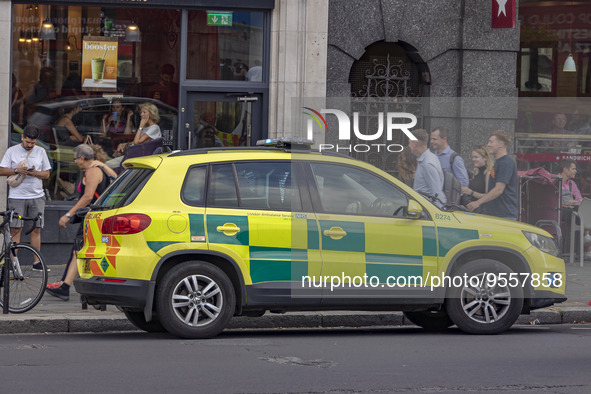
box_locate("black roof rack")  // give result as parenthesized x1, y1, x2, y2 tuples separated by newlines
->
(169, 146, 282, 157)
(169, 138, 316, 157)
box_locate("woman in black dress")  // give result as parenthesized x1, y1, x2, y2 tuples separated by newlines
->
(462, 145, 494, 211)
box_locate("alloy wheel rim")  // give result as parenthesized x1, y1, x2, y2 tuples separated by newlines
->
(171, 274, 223, 327)
(460, 273, 511, 324)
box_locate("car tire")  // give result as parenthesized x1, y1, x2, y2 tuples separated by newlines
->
(403, 308, 454, 331)
(445, 259, 524, 335)
(122, 309, 167, 333)
(155, 261, 235, 339)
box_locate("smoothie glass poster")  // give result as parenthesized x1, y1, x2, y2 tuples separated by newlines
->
(81, 36, 118, 92)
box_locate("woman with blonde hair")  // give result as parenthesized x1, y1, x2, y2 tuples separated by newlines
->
(461, 145, 494, 210)
(396, 147, 417, 187)
(107, 102, 162, 169)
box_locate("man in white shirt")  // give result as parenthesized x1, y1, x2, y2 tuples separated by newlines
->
(0, 125, 51, 269)
(246, 60, 262, 82)
(409, 128, 446, 208)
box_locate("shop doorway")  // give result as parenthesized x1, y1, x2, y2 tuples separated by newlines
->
(185, 92, 262, 149)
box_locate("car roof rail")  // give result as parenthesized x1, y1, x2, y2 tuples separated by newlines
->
(169, 138, 315, 157)
(169, 147, 281, 157)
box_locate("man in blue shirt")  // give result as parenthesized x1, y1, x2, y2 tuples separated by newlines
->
(430, 127, 470, 188)
(409, 129, 446, 207)
(467, 129, 518, 220)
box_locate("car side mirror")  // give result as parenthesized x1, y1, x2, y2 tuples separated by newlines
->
(406, 200, 423, 219)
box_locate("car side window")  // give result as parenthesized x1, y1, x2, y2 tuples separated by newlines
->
(310, 163, 408, 217)
(235, 162, 302, 211)
(181, 165, 207, 206)
(208, 164, 238, 207)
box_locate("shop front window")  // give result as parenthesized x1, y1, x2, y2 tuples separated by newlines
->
(186, 10, 264, 81)
(517, 1, 591, 201)
(519, 47, 555, 94)
(11, 4, 180, 201)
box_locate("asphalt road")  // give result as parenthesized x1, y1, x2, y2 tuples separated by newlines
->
(1, 325, 590, 393)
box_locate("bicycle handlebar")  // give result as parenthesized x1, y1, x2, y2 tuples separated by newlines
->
(0, 210, 41, 222)
(0, 210, 42, 235)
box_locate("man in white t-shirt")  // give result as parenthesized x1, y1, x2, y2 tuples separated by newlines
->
(246, 60, 262, 82)
(0, 125, 51, 270)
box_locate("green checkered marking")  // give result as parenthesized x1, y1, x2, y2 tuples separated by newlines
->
(319, 220, 364, 252)
(249, 247, 308, 283)
(250, 260, 309, 283)
(422, 226, 437, 257)
(437, 227, 479, 256)
(366, 263, 423, 283)
(206, 215, 249, 245)
(365, 253, 423, 265)
(249, 246, 308, 260)
(307, 219, 319, 250)
(147, 241, 177, 253)
(189, 214, 206, 241)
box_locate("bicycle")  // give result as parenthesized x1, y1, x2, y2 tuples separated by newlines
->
(0, 210, 47, 313)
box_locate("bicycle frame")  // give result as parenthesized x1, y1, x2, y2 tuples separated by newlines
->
(1, 209, 41, 314)
(2, 213, 13, 314)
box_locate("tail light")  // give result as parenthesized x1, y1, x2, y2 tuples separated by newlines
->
(102, 214, 151, 235)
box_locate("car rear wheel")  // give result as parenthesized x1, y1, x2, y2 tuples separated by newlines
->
(122, 308, 166, 333)
(403, 308, 454, 330)
(445, 259, 524, 334)
(156, 261, 235, 339)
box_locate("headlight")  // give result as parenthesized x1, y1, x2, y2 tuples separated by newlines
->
(523, 231, 559, 256)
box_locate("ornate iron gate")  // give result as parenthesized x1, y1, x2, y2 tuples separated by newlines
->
(349, 50, 426, 176)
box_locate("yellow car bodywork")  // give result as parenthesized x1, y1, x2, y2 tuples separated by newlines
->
(76, 149, 566, 323)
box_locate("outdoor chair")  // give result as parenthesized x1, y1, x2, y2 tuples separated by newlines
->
(114, 137, 164, 174)
(570, 197, 591, 267)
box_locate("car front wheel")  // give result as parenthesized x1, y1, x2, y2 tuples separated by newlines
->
(445, 259, 524, 334)
(156, 261, 235, 339)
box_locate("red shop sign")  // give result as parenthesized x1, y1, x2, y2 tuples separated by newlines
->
(516, 153, 591, 162)
(492, 0, 516, 28)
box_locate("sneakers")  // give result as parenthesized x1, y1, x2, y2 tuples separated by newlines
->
(32, 262, 49, 272)
(45, 284, 69, 301)
(46, 281, 62, 289)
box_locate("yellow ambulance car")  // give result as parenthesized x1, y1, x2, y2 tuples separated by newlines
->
(74, 139, 566, 338)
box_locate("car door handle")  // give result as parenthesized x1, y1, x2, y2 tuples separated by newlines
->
(323, 227, 347, 240)
(217, 223, 240, 236)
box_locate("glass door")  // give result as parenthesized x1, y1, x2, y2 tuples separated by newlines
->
(184, 92, 262, 150)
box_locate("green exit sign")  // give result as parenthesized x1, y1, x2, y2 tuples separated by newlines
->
(207, 12, 232, 26)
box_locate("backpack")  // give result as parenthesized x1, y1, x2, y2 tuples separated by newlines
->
(442, 153, 462, 205)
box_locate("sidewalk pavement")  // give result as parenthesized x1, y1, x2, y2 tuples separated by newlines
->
(1, 261, 591, 335)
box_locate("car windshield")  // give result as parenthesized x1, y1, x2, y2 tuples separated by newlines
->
(93, 168, 154, 210)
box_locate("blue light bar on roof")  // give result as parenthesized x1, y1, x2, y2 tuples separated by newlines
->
(255, 138, 314, 148)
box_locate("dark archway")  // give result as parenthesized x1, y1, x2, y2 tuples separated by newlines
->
(347, 41, 430, 175)
(349, 41, 429, 99)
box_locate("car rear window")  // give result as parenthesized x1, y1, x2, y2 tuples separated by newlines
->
(93, 168, 154, 210)
(181, 165, 207, 206)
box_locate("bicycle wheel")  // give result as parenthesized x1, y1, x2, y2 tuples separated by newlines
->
(0, 244, 48, 313)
